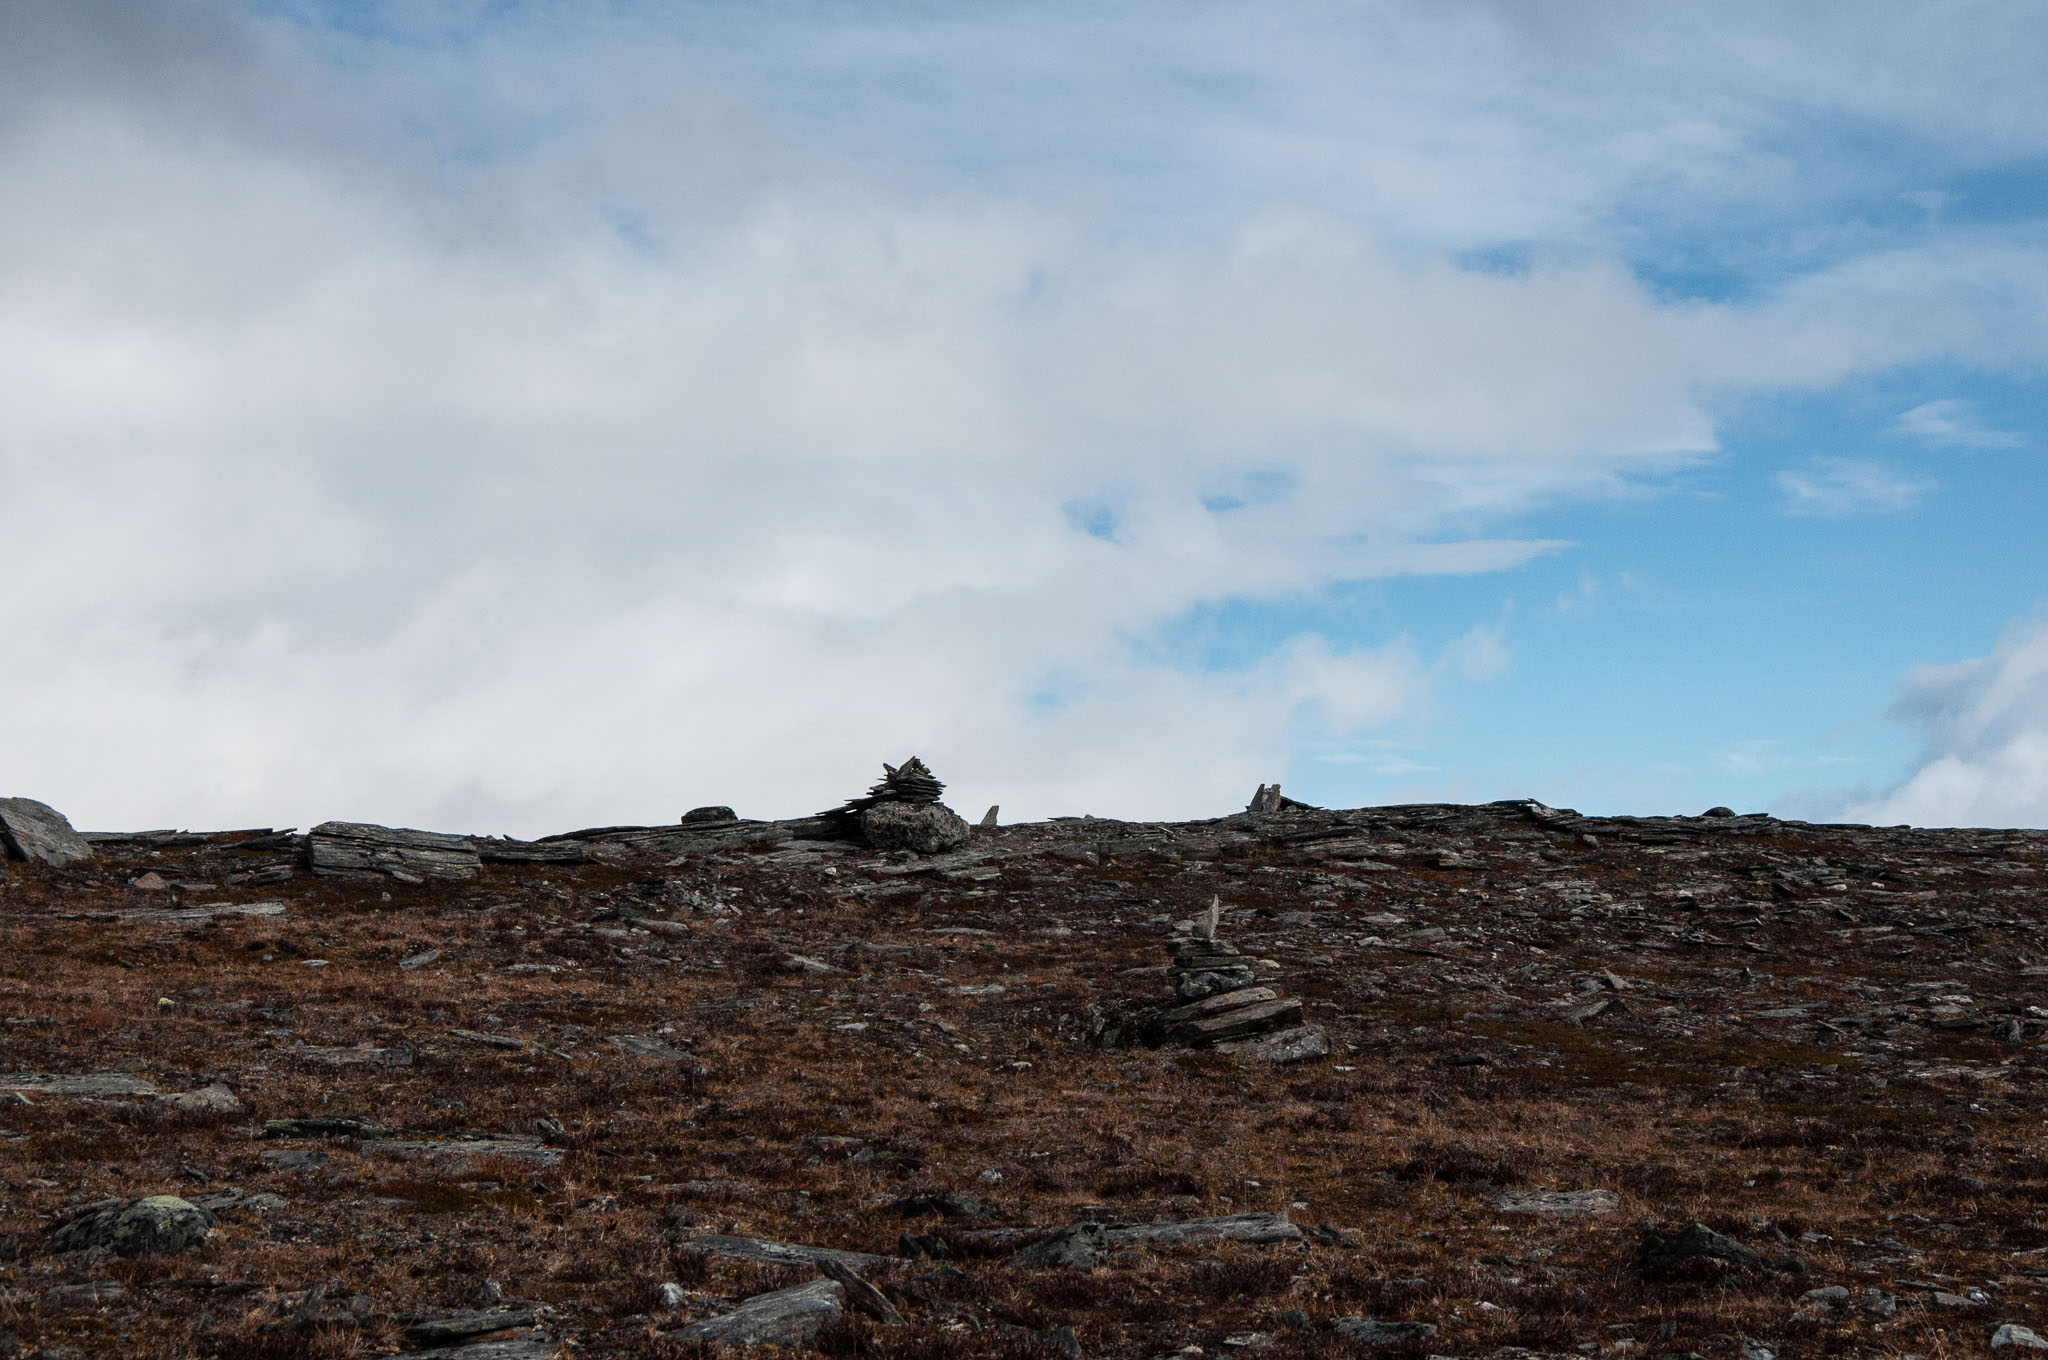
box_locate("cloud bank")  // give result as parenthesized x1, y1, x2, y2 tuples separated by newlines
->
(1846, 615, 2048, 828)
(2, 1, 2045, 832)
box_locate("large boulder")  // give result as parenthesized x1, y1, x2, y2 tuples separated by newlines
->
(48, 1195, 214, 1256)
(0, 798, 93, 866)
(860, 801, 970, 855)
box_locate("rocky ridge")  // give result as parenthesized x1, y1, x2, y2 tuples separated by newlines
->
(2, 786, 2047, 1359)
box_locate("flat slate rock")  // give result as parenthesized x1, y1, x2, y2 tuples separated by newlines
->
(1103, 1210, 1303, 1250)
(673, 1278, 844, 1347)
(404, 1337, 559, 1360)
(1333, 1317, 1439, 1345)
(406, 1308, 544, 1346)
(1213, 1023, 1331, 1064)
(308, 821, 481, 881)
(1, 1072, 161, 1097)
(92, 900, 286, 926)
(1496, 1188, 1621, 1216)
(0, 797, 93, 866)
(677, 1233, 891, 1271)
(1173, 995, 1303, 1045)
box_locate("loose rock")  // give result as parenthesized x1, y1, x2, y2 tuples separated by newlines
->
(0, 798, 93, 866)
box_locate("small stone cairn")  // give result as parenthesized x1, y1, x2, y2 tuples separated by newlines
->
(828, 758, 971, 855)
(1097, 898, 1330, 1064)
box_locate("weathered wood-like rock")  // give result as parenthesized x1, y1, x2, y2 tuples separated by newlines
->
(1496, 1188, 1620, 1216)
(672, 1278, 844, 1347)
(406, 1309, 545, 1347)
(0, 797, 93, 866)
(309, 821, 481, 881)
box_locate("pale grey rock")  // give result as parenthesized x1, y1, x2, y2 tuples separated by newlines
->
(48, 1195, 214, 1256)
(0, 798, 92, 866)
(1495, 1188, 1620, 1216)
(861, 800, 971, 854)
(160, 1083, 240, 1113)
(1994, 1324, 2048, 1350)
(1175, 965, 1260, 1001)
(1, 1072, 160, 1097)
(673, 1278, 844, 1347)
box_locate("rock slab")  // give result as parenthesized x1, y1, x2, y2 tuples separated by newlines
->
(0, 798, 93, 866)
(308, 821, 481, 881)
(673, 1278, 844, 1346)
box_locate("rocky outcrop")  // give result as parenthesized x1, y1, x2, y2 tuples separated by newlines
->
(0, 797, 93, 866)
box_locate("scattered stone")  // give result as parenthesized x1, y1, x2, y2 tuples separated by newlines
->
(1993, 1324, 2048, 1350)
(47, 1195, 214, 1256)
(130, 871, 169, 891)
(1496, 1189, 1620, 1216)
(261, 1149, 329, 1173)
(781, 953, 835, 974)
(681, 806, 738, 824)
(1010, 1223, 1108, 1269)
(1213, 1024, 1331, 1063)
(672, 1278, 844, 1347)
(161, 1083, 241, 1114)
(308, 821, 481, 881)
(0, 798, 93, 866)
(1332, 1317, 1438, 1345)
(399, 948, 443, 970)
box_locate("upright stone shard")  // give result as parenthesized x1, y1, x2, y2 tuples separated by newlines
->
(0, 797, 94, 866)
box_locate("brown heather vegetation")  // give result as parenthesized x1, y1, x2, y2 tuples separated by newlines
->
(1, 801, 2046, 1358)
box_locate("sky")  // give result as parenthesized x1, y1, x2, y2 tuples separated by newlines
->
(3, 0, 2046, 835)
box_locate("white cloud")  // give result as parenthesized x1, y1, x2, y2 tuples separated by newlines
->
(1775, 458, 1932, 516)
(1895, 398, 2022, 449)
(0, 2, 2044, 832)
(1844, 612, 2048, 828)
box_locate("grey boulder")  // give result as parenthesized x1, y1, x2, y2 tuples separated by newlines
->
(860, 801, 970, 854)
(48, 1195, 214, 1256)
(0, 798, 93, 866)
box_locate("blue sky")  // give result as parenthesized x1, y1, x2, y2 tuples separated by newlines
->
(2, 1, 2046, 832)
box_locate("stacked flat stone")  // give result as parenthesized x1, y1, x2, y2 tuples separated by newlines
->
(827, 758, 970, 855)
(841, 758, 946, 810)
(1146, 933, 1330, 1063)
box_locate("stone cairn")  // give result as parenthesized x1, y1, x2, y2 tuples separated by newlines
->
(1094, 898, 1330, 1064)
(827, 758, 971, 855)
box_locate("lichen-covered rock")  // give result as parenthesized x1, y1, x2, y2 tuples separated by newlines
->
(860, 800, 970, 854)
(48, 1195, 215, 1256)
